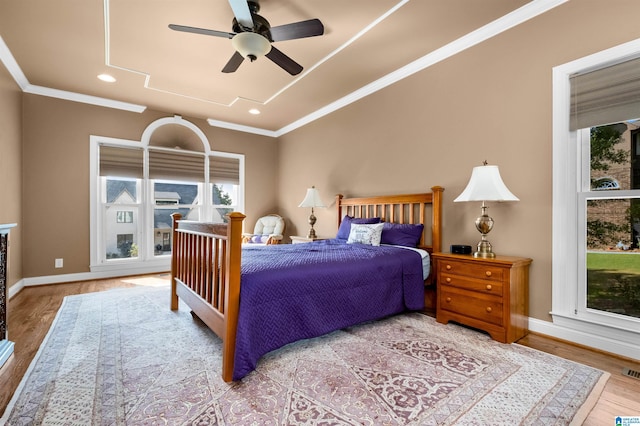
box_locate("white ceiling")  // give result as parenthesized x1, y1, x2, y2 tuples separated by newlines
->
(0, 0, 566, 136)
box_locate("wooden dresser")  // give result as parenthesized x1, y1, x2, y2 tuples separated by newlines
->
(431, 252, 532, 343)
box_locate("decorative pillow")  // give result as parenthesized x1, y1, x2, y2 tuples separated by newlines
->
(336, 215, 381, 240)
(251, 235, 269, 244)
(347, 223, 384, 246)
(381, 222, 424, 248)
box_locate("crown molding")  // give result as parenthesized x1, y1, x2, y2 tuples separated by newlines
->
(23, 84, 146, 113)
(207, 118, 279, 138)
(0, 35, 146, 113)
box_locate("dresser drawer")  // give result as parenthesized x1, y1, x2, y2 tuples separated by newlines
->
(439, 273, 504, 295)
(439, 287, 504, 326)
(438, 261, 504, 282)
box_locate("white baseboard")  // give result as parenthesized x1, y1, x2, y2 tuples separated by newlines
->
(7, 279, 25, 299)
(8, 266, 170, 299)
(528, 317, 640, 362)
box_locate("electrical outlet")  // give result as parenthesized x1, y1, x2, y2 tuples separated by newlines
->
(55, 258, 63, 268)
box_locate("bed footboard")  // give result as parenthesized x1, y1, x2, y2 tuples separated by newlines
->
(170, 212, 245, 382)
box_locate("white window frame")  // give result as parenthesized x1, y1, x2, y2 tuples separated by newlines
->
(89, 117, 245, 276)
(552, 39, 640, 360)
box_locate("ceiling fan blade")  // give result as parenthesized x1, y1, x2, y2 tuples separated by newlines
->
(270, 19, 324, 42)
(228, 0, 254, 29)
(222, 51, 245, 73)
(169, 24, 234, 39)
(265, 46, 303, 76)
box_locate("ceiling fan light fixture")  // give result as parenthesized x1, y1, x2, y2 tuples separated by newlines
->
(231, 32, 271, 61)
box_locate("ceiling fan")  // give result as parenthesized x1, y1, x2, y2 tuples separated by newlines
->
(169, 0, 324, 76)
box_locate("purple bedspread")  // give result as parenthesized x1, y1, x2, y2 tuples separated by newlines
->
(233, 239, 425, 380)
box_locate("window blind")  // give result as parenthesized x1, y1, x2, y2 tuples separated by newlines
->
(570, 56, 640, 130)
(210, 156, 240, 185)
(99, 145, 143, 178)
(149, 149, 205, 182)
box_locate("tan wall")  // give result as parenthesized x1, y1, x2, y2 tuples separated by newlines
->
(0, 63, 22, 288)
(277, 0, 640, 322)
(21, 94, 278, 278)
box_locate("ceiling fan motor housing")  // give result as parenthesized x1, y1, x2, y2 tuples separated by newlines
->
(232, 14, 272, 41)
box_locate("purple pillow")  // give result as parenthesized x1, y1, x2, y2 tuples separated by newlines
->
(336, 215, 381, 240)
(381, 222, 424, 247)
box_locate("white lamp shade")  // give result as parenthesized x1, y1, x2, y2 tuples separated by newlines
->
(298, 187, 326, 208)
(454, 165, 519, 202)
(231, 32, 272, 59)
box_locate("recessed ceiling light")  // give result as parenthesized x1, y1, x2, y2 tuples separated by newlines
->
(97, 73, 116, 83)
(249, 109, 260, 115)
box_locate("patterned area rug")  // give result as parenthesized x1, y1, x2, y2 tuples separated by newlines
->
(2, 285, 609, 425)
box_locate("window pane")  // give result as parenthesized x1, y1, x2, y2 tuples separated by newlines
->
(589, 123, 637, 191)
(153, 207, 199, 255)
(586, 198, 640, 318)
(105, 215, 138, 259)
(153, 181, 201, 256)
(154, 181, 199, 205)
(106, 178, 138, 202)
(104, 178, 139, 260)
(212, 183, 237, 222)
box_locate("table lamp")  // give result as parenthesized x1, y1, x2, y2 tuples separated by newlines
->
(298, 186, 326, 239)
(454, 162, 519, 258)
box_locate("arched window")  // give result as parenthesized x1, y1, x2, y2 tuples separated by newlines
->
(89, 116, 244, 274)
(592, 177, 620, 191)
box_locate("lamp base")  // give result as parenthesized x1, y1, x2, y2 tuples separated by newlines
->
(473, 238, 496, 258)
(307, 211, 317, 239)
(473, 203, 496, 258)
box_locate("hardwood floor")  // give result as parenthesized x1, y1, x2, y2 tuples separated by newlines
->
(1, 275, 639, 423)
(518, 333, 640, 425)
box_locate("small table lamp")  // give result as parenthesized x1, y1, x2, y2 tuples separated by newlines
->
(454, 162, 519, 258)
(298, 186, 326, 239)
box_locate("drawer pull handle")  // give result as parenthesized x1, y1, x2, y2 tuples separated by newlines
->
(486, 307, 492, 313)
(445, 264, 452, 270)
(485, 271, 492, 277)
(445, 277, 452, 283)
(486, 284, 492, 291)
(446, 297, 451, 303)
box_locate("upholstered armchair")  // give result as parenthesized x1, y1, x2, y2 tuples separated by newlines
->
(242, 214, 285, 245)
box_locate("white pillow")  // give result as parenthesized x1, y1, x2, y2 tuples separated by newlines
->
(347, 223, 384, 246)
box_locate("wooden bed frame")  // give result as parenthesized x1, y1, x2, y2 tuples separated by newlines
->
(170, 186, 443, 382)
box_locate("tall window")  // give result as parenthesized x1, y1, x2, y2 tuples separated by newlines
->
(580, 124, 640, 320)
(90, 118, 244, 274)
(553, 41, 640, 358)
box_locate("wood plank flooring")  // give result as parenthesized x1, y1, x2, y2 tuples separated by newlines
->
(1, 275, 639, 423)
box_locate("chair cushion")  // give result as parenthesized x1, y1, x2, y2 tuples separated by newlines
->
(253, 215, 285, 236)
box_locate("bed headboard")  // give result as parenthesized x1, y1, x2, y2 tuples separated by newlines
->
(335, 186, 443, 254)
